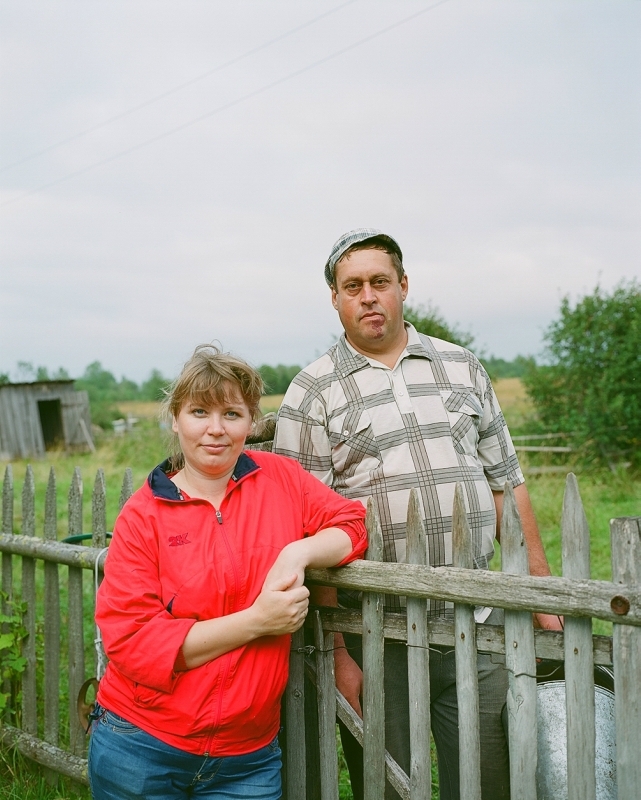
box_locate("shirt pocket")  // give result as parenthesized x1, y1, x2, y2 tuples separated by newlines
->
(440, 389, 483, 457)
(328, 407, 382, 477)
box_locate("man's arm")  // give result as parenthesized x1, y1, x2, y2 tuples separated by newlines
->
(493, 483, 563, 631)
(312, 585, 363, 717)
(275, 373, 366, 714)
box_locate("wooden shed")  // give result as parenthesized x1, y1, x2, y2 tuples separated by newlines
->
(0, 380, 94, 460)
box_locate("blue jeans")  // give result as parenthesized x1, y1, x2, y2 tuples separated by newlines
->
(88, 706, 282, 800)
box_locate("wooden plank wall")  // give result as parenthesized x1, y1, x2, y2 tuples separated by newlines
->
(0, 382, 92, 459)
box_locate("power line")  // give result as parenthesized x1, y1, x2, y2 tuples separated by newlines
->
(0, 0, 358, 174)
(1, 0, 450, 209)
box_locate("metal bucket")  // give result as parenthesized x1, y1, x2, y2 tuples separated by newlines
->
(535, 664, 616, 799)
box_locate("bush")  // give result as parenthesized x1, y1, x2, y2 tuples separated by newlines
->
(258, 364, 301, 395)
(404, 303, 474, 349)
(481, 355, 534, 379)
(523, 281, 641, 470)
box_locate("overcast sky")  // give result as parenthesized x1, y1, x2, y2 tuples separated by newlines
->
(1, 0, 639, 383)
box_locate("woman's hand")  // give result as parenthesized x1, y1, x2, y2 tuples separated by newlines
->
(180, 575, 309, 669)
(263, 528, 354, 593)
(252, 573, 310, 636)
(180, 528, 351, 670)
(263, 543, 308, 591)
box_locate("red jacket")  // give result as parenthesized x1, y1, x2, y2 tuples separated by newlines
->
(96, 450, 367, 756)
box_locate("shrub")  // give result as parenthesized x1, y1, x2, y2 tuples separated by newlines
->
(404, 303, 474, 349)
(523, 281, 641, 470)
(258, 364, 301, 395)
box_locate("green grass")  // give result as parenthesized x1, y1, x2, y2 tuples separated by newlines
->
(0, 750, 90, 799)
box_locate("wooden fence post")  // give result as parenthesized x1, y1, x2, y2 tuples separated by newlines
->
(610, 516, 641, 796)
(92, 469, 107, 549)
(67, 468, 85, 756)
(362, 498, 385, 800)
(562, 473, 595, 800)
(284, 627, 306, 800)
(406, 488, 432, 800)
(92, 469, 108, 680)
(21, 466, 37, 736)
(43, 468, 60, 748)
(452, 483, 481, 800)
(119, 468, 133, 512)
(501, 482, 537, 800)
(314, 611, 339, 800)
(1, 464, 13, 598)
(1, 464, 14, 721)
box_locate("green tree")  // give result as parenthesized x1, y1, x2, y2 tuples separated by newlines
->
(481, 355, 534, 379)
(258, 364, 301, 395)
(403, 303, 474, 349)
(141, 369, 171, 401)
(76, 362, 119, 402)
(75, 362, 122, 429)
(523, 281, 641, 469)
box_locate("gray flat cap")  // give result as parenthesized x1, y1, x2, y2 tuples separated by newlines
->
(324, 228, 403, 286)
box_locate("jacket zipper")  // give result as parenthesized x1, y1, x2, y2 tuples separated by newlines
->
(207, 502, 239, 752)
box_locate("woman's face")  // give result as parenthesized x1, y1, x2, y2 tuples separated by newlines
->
(172, 390, 253, 480)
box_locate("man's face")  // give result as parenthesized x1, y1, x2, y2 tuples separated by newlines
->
(331, 248, 408, 357)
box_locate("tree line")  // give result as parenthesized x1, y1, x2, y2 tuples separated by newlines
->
(2, 283, 638, 469)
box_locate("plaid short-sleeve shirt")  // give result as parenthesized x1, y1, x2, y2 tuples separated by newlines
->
(274, 323, 524, 614)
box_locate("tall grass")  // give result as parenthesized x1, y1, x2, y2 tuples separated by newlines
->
(0, 750, 90, 799)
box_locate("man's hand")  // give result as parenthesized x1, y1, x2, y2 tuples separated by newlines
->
(534, 612, 564, 631)
(334, 635, 363, 718)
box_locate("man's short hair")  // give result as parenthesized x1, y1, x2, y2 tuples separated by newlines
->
(325, 228, 403, 287)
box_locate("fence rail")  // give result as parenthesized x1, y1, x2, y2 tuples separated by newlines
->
(0, 463, 640, 798)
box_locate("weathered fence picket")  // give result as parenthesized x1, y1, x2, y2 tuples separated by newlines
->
(611, 516, 641, 796)
(118, 468, 133, 512)
(1, 465, 14, 721)
(562, 473, 596, 800)
(0, 464, 639, 799)
(67, 468, 85, 756)
(314, 611, 339, 800)
(452, 483, 481, 800)
(284, 627, 306, 800)
(44, 468, 60, 749)
(406, 489, 431, 800)
(362, 498, 386, 800)
(21, 466, 37, 737)
(502, 483, 537, 800)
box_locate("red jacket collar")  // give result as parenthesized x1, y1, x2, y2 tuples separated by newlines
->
(148, 452, 261, 501)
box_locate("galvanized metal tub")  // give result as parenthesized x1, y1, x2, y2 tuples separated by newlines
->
(535, 665, 616, 800)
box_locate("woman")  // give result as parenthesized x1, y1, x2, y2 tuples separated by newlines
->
(89, 345, 367, 800)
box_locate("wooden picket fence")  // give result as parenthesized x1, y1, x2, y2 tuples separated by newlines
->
(0, 463, 640, 799)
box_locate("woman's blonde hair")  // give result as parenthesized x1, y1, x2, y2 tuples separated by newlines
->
(161, 344, 264, 468)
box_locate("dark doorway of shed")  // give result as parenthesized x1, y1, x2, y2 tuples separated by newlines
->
(38, 399, 64, 450)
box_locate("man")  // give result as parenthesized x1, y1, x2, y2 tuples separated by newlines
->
(273, 228, 561, 800)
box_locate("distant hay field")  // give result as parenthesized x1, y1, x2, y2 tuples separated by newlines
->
(116, 382, 528, 421)
(116, 394, 286, 420)
(260, 394, 285, 414)
(493, 377, 531, 411)
(116, 401, 162, 419)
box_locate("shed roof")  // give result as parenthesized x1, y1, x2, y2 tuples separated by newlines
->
(0, 380, 75, 390)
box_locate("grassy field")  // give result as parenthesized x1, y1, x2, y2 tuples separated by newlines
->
(1, 380, 639, 797)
